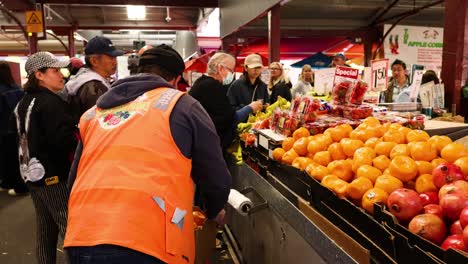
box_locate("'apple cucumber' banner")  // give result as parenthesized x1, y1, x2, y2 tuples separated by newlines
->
(384, 24, 443, 70)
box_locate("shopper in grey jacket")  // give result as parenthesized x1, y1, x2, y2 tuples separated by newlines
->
(291, 64, 314, 98)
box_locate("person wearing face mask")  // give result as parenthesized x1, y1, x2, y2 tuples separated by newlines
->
(189, 52, 262, 150)
(13, 52, 78, 264)
(65, 45, 231, 264)
(65, 36, 124, 125)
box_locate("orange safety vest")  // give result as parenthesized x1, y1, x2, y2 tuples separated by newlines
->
(64, 88, 195, 264)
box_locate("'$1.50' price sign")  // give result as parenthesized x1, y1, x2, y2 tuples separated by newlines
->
(371, 59, 389, 92)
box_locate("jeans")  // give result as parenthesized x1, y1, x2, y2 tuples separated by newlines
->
(67, 244, 166, 264)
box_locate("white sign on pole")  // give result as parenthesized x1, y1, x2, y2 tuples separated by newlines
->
(419, 81, 434, 108)
(370, 59, 389, 92)
(433, 84, 445, 109)
(384, 24, 443, 70)
(362, 67, 372, 86)
(314, 68, 336, 95)
(410, 70, 424, 100)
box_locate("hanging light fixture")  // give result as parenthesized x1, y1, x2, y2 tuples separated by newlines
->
(127, 5, 146, 20)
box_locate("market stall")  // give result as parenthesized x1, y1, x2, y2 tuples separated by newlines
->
(226, 64, 468, 263)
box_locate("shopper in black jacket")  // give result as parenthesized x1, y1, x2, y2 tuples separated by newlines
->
(268, 61, 291, 104)
(13, 52, 77, 264)
(189, 52, 262, 150)
(227, 53, 269, 116)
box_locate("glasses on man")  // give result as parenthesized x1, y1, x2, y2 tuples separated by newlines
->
(221, 64, 234, 73)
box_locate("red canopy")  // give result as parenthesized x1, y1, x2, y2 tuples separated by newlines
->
(184, 51, 215, 73)
(231, 38, 378, 62)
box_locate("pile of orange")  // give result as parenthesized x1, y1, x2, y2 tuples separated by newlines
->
(271, 117, 468, 215)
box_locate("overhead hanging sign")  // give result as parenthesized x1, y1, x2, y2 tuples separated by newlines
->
(25, 10, 43, 33)
(370, 59, 389, 92)
(384, 24, 443, 70)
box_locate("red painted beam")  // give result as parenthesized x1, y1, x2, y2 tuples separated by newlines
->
(35, 0, 218, 7)
(441, 0, 467, 115)
(1, 24, 195, 31)
(268, 4, 280, 64)
(2, 0, 34, 12)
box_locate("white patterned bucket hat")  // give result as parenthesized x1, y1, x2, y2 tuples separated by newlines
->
(25, 51, 69, 76)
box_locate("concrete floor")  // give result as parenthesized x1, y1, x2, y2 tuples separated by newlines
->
(0, 190, 67, 264)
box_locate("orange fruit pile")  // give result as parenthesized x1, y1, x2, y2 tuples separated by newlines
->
(268, 117, 468, 215)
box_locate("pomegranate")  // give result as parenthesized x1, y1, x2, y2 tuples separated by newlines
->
(460, 207, 468, 229)
(439, 180, 468, 199)
(424, 204, 443, 218)
(409, 214, 447, 245)
(441, 234, 465, 251)
(440, 193, 468, 222)
(433, 163, 465, 189)
(419, 191, 439, 206)
(450, 220, 464, 235)
(388, 188, 423, 222)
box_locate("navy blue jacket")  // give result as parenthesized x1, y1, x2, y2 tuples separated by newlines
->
(227, 76, 269, 113)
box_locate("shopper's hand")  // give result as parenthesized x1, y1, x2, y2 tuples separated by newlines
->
(249, 100, 263, 113)
(214, 209, 226, 227)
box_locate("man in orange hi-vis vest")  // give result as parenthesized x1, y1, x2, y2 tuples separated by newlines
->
(64, 45, 232, 264)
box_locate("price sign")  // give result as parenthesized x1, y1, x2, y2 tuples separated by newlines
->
(371, 59, 389, 92)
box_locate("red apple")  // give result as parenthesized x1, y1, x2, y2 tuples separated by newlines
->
(460, 207, 468, 229)
(424, 204, 443, 218)
(463, 226, 468, 251)
(419, 191, 439, 206)
(441, 234, 465, 251)
(450, 220, 464, 235)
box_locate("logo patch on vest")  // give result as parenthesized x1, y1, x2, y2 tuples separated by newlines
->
(96, 101, 150, 129)
(153, 89, 180, 111)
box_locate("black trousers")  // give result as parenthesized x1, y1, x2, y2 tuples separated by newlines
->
(29, 181, 69, 264)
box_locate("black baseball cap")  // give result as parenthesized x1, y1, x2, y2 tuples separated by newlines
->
(85, 36, 124, 57)
(139, 44, 185, 75)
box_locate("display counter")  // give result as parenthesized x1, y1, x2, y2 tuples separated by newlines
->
(226, 162, 367, 264)
(424, 120, 468, 140)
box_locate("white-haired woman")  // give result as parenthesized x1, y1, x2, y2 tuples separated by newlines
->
(13, 52, 78, 264)
(189, 52, 262, 150)
(268, 62, 291, 104)
(291, 64, 314, 98)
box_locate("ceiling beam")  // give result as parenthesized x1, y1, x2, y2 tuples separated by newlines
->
(35, 0, 218, 8)
(369, 0, 400, 26)
(225, 28, 356, 40)
(1, 24, 194, 31)
(1, 0, 34, 12)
